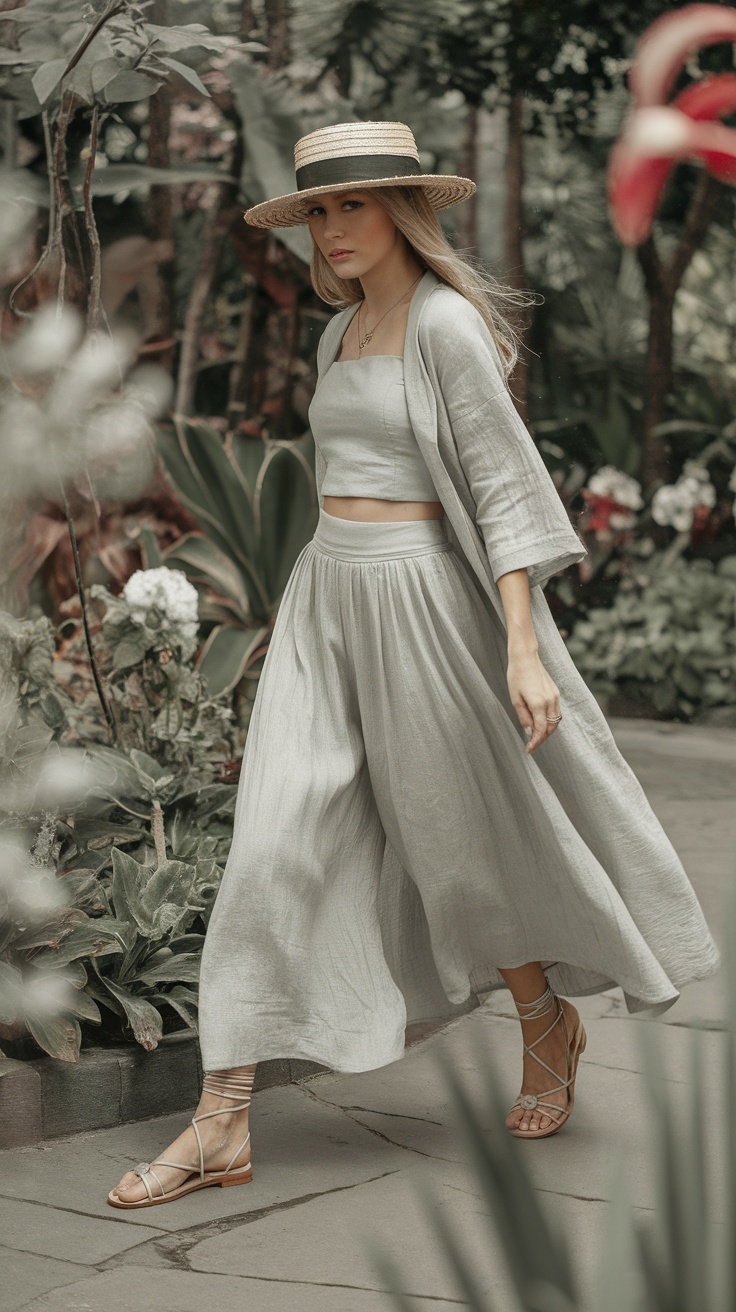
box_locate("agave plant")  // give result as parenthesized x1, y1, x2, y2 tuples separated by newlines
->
(374, 871, 735, 1312)
(155, 416, 318, 696)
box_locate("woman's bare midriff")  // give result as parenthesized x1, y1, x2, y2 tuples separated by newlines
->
(323, 496, 444, 522)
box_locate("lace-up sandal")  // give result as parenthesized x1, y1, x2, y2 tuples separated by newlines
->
(107, 1067, 254, 1208)
(507, 981, 586, 1140)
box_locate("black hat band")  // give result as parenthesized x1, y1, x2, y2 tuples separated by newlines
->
(295, 153, 421, 192)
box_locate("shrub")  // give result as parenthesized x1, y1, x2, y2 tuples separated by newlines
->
(565, 553, 736, 720)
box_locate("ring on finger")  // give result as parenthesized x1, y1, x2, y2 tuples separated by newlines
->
(546, 714, 562, 723)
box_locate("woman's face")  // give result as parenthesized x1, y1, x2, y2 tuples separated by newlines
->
(306, 189, 400, 278)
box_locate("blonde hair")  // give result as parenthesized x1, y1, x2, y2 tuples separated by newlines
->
(308, 184, 539, 379)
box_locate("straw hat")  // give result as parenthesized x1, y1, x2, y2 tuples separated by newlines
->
(243, 120, 476, 229)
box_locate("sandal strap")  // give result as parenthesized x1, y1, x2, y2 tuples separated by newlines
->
(224, 1130, 251, 1173)
(132, 1067, 256, 1193)
(512, 980, 557, 1020)
(510, 1094, 567, 1122)
(202, 1067, 255, 1102)
(521, 1006, 570, 1084)
(511, 990, 580, 1118)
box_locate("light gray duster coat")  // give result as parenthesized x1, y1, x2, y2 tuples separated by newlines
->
(313, 267, 720, 1020)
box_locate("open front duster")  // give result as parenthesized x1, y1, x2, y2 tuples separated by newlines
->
(312, 267, 720, 1020)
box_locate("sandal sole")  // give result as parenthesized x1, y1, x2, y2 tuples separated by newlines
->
(106, 1167, 253, 1208)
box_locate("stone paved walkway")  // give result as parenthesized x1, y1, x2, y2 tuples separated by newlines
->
(1, 717, 732, 1311)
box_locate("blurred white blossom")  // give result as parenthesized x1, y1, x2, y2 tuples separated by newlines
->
(1, 303, 171, 509)
(587, 465, 644, 509)
(651, 464, 716, 532)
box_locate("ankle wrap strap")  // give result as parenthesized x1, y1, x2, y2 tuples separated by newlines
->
(512, 981, 557, 1020)
(202, 1065, 256, 1105)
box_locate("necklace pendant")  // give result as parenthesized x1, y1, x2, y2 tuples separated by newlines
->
(359, 330, 373, 348)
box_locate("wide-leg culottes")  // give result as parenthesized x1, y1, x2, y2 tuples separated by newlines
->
(197, 508, 717, 1074)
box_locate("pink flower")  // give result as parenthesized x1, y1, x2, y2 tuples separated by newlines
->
(608, 4, 736, 245)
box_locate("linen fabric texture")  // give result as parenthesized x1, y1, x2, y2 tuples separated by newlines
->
(197, 269, 720, 1074)
(308, 353, 440, 502)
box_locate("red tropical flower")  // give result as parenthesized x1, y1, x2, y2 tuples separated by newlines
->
(580, 489, 636, 535)
(608, 4, 736, 244)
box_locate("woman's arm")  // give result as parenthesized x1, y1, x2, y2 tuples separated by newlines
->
(496, 566, 561, 754)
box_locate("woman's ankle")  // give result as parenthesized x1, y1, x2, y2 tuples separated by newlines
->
(198, 1064, 256, 1116)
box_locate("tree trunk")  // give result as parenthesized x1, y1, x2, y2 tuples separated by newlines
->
(639, 268, 676, 488)
(145, 3, 174, 370)
(636, 169, 722, 488)
(227, 290, 258, 432)
(265, 0, 291, 68)
(455, 101, 478, 254)
(174, 189, 240, 416)
(240, 0, 255, 37)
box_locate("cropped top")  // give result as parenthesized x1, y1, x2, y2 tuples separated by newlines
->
(307, 355, 440, 501)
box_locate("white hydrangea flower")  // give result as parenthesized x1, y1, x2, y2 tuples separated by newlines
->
(651, 466, 716, 532)
(587, 465, 644, 510)
(122, 567, 199, 648)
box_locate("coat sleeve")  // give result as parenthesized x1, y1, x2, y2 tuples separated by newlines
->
(422, 297, 587, 591)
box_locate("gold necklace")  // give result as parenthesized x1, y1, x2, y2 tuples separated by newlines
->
(356, 272, 423, 355)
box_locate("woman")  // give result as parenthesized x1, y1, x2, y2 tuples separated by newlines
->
(108, 120, 720, 1208)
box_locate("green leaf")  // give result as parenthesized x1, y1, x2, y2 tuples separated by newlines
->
(166, 934, 205, 954)
(112, 635, 148, 671)
(198, 623, 270, 698)
(101, 70, 162, 104)
(138, 859, 193, 915)
(31, 57, 66, 104)
(137, 953, 201, 985)
(161, 532, 251, 620)
(0, 960, 23, 1023)
(129, 749, 166, 782)
(157, 55, 210, 97)
(152, 984, 198, 1030)
(31, 918, 125, 966)
(90, 56, 122, 95)
(25, 1013, 81, 1062)
(110, 848, 152, 934)
(98, 977, 163, 1050)
(62, 988, 102, 1024)
(146, 22, 236, 54)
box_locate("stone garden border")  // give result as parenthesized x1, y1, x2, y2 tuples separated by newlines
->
(0, 1029, 325, 1150)
(0, 1019, 449, 1149)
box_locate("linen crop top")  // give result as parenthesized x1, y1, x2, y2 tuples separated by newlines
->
(308, 355, 440, 501)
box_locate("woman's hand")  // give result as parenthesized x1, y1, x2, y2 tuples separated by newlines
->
(494, 566, 563, 753)
(507, 648, 562, 753)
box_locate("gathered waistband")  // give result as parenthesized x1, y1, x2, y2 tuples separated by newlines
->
(311, 506, 453, 561)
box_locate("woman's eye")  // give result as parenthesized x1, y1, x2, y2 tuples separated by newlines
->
(308, 200, 362, 217)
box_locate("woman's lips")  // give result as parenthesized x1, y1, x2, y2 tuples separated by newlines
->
(329, 250, 353, 261)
